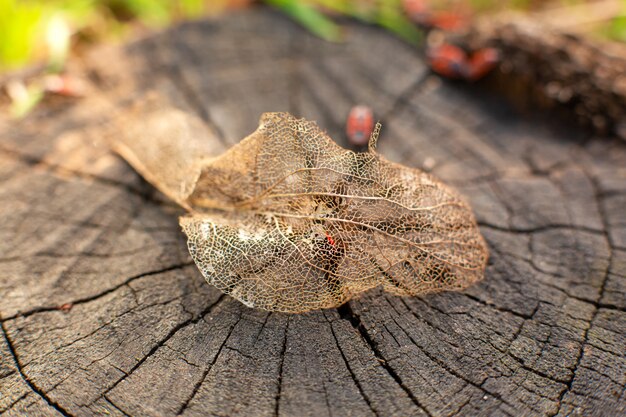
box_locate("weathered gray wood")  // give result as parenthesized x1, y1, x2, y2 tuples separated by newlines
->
(1, 8, 624, 417)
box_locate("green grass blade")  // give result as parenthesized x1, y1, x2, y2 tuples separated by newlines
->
(266, 0, 342, 41)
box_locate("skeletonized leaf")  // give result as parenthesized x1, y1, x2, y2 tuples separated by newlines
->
(113, 101, 488, 313)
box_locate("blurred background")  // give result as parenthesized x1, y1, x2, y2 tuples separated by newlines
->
(1, 0, 625, 119)
(2, 0, 624, 71)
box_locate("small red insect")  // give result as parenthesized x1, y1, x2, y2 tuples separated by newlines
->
(427, 43, 468, 79)
(57, 303, 73, 312)
(464, 48, 500, 81)
(346, 105, 375, 147)
(427, 43, 499, 81)
(325, 231, 336, 247)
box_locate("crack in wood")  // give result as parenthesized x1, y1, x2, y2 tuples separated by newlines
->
(326, 312, 381, 417)
(461, 292, 538, 321)
(387, 299, 520, 413)
(103, 394, 132, 417)
(0, 145, 176, 210)
(0, 391, 30, 414)
(98, 294, 227, 405)
(412, 290, 596, 410)
(27, 243, 175, 260)
(321, 379, 333, 417)
(478, 221, 604, 235)
(550, 168, 616, 416)
(175, 307, 241, 415)
(21, 301, 139, 370)
(486, 180, 516, 229)
(1, 9, 624, 416)
(1, 319, 74, 416)
(1, 262, 194, 322)
(413, 296, 568, 388)
(486, 243, 616, 316)
(337, 303, 434, 417)
(273, 315, 289, 417)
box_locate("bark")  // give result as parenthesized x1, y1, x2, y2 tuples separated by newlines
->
(463, 12, 626, 140)
(1, 8, 624, 417)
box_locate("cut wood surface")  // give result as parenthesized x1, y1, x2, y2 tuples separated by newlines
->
(1, 8, 625, 417)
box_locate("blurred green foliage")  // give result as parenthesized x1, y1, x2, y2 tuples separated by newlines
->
(0, 0, 44, 69)
(0, 0, 224, 71)
(607, 4, 626, 41)
(1, 0, 624, 72)
(265, 0, 423, 44)
(265, 0, 343, 41)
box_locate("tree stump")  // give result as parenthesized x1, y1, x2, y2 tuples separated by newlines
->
(1, 8, 624, 417)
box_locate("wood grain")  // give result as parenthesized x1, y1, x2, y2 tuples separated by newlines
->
(1, 8, 624, 417)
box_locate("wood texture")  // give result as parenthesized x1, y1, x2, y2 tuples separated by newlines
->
(1, 8, 624, 417)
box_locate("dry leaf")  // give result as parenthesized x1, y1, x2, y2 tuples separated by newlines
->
(113, 97, 488, 313)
